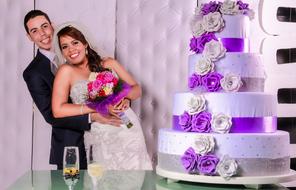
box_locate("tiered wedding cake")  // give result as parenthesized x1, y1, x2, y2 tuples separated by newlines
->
(156, 0, 295, 185)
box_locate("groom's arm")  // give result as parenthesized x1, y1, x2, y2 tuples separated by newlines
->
(23, 71, 90, 131)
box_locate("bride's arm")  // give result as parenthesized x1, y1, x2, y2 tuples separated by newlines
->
(102, 58, 142, 101)
(102, 58, 141, 115)
(52, 64, 94, 118)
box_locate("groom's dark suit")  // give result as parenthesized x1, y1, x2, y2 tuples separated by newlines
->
(23, 50, 90, 169)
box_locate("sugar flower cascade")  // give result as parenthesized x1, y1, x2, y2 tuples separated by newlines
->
(181, 0, 253, 179)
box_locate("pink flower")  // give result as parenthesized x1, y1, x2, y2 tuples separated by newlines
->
(92, 79, 103, 91)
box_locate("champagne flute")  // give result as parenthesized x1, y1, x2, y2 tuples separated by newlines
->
(87, 145, 104, 188)
(63, 146, 79, 190)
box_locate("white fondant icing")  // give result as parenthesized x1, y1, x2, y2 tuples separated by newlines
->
(215, 15, 250, 38)
(188, 53, 265, 79)
(173, 92, 277, 117)
(158, 128, 290, 159)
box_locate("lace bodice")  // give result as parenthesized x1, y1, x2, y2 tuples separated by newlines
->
(70, 80, 88, 104)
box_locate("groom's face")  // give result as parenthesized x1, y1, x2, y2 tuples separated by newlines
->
(26, 15, 54, 51)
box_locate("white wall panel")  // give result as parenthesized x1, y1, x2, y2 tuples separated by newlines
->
(260, 0, 296, 187)
(0, 1, 34, 189)
(37, 0, 116, 57)
(260, 0, 296, 35)
(116, 0, 196, 167)
(262, 37, 296, 117)
(260, 3, 296, 118)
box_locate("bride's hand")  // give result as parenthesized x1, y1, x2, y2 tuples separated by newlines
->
(115, 98, 130, 111)
(108, 98, 130, 116)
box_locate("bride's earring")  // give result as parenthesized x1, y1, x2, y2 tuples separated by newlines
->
(85, 48, 88, 56)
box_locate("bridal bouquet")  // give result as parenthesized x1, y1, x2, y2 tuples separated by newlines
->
(86, 70, 131, 116)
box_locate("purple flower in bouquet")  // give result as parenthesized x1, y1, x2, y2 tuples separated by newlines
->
(189, 33, 218, 54)
(197, 154, 219, 175)
(188, 73, 202, 90)
(202, 72, 223, 92)
(181, 147, 199, 173)
(191, 111, 212, 133)
(201, 1, 221, 15)
(237, 0, 249, 10)
(179, 111, 192, 131)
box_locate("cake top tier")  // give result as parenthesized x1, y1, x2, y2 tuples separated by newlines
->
(196, 0, 254, 18)
(191, 0, 254, 40)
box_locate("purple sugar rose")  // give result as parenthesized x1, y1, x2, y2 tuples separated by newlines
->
(237, 0, 249, 10)
(191, 111, 212, 133)
(202, 72, 223, 92)
(188, 73, 202, 90)
(179, 111, 192, 131)
(201, 1, 221, 15)
(190, 37, 199, 53)
(189, 33, 217, 54)
(181, 147, 199, 173)
(197, 154, 219, 175)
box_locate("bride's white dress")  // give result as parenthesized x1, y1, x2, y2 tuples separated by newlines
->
(70, 80, 152, 170)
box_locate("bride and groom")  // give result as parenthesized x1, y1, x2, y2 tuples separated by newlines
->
(23, 10, 152, 170)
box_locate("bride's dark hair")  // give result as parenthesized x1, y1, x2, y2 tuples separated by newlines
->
(57, 26, 105, 72)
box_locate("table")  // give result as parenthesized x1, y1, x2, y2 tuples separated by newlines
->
(8, 170, 291, 190)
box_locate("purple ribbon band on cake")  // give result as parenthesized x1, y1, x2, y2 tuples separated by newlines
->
(230, 117, 277, 133)
(218, 38, 249, 53)
(173, 116, 277, 133)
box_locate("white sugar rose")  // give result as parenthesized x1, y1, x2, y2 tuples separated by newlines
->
(220, 0, 239, 15)
(190, 16, 205, 37)
(220, 73, 243, 92)
(211, 113, 232, 134)
(216, 155, 238, 179)
(202, 12, 224, 32)
(187, 95, 206, 115)
(203, 40, 226, 61)
(194, 135, 215, 155)
(195, 57, 214, 76)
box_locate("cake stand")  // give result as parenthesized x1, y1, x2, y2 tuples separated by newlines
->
(156, 166, 296, 189)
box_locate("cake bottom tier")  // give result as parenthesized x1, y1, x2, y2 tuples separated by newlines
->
(158, 129, 291, 177)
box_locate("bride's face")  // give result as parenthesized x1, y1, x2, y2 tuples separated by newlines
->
(59, 35, 88, 65)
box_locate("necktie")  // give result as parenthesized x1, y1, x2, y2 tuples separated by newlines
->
(51, 56, 58, 75)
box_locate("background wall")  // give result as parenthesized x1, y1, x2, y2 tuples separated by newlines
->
(0, 0, 296, 189)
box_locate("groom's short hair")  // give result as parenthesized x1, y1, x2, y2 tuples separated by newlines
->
(24, 10, 51, 34)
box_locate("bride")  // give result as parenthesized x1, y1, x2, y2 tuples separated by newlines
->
(51, 22, 152, 170)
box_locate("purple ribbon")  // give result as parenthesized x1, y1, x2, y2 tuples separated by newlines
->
(173, 115, 277, 133)
(218, 38, 249, 53)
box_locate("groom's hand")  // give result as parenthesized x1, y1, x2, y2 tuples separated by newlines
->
(90, 113, 122, 127)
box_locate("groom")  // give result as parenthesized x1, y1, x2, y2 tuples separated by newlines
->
(23, 10, 122, 169)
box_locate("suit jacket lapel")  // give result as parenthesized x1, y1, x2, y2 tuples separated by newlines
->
(35, 50, 55, 89)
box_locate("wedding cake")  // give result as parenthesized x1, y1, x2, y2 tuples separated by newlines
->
(156, 0, 294, 184)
